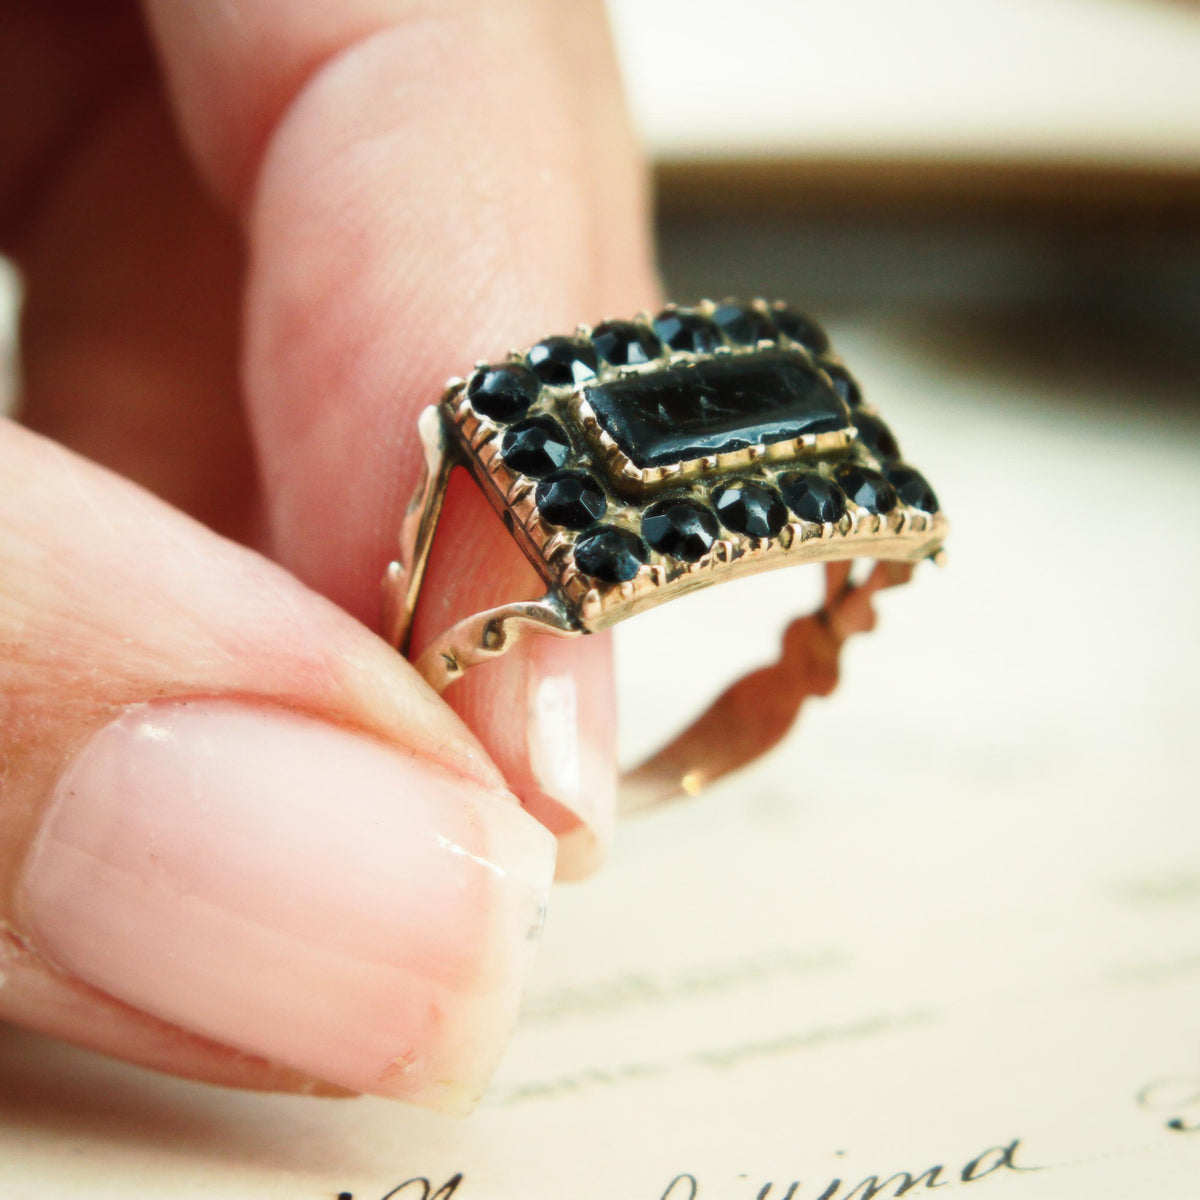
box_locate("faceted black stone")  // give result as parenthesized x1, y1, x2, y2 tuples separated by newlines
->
(641, 499, 719, 562)
(886, 464, 939, 513)
(573, 525, 648, 583)
(779, 471, 847, 524)
(853, 411, 900, 462)
(652, 308, 722, 354)
(535, 471, 607, 529)
(771, 307, 830, 356)
(820, 361, 863, 407)
(834, 464, 898, 514)
(500, 417, 571, 478)
(583, 350, 851, 469)
(592, 320, 662, 367)
(527, 337, 598, 386)
(772, 470, 849, 523)
(712, 302, 776, 346)
(713, 482, 788, 539)
(467, 363, 540, 422)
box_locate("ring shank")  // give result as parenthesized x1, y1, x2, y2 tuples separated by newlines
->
(618, 559, 912, 812)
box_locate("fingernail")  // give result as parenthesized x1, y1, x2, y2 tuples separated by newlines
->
(18, 700, 555, 1112)
(524, 632, 617, 880)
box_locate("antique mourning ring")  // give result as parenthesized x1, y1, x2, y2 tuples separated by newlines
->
(384, 299, 948, 814)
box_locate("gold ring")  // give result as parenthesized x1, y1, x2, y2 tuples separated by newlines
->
(383, 299, 948, 813)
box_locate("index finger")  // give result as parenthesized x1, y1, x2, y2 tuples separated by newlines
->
(143, 0, 659, 872)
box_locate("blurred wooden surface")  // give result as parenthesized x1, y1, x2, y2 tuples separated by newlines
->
(654, 158, 1200, 223)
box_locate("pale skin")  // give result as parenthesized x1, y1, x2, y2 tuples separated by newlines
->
(0, 0, 658, 1108)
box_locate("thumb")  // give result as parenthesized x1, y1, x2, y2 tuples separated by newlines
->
(0, 420, 554, 1112)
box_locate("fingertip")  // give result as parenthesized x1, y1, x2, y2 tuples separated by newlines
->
(523, 630, 618, 879)
(434, 633, 619, 881)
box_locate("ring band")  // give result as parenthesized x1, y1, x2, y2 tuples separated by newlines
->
(383, 299, 948, 814)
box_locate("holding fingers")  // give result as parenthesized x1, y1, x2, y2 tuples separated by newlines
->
(1, 0, 656, 1105)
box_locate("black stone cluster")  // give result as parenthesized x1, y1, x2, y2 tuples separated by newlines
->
(468, 301, 836, 422)
(464, 303, 938, 586)
(566, 457, 938, 585)
(571, 462, 934, 585)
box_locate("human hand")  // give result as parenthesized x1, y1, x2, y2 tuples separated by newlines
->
(1, 0, 657, 1112)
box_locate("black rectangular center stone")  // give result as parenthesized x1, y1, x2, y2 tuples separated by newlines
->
(582, 350, 851, 469)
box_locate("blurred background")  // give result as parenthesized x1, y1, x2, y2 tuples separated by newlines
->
(607, 0, 1200, 784)
(2, 4, 1200, 1194)
(612, 0, 1200, 347)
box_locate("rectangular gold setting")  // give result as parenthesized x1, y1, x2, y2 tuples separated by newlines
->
(443, 347, 948, 635)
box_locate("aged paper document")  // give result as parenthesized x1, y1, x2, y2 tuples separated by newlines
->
(1, 321, 1198, 1198)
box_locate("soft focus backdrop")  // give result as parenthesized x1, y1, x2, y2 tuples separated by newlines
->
(608, 0, 1200, 766)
